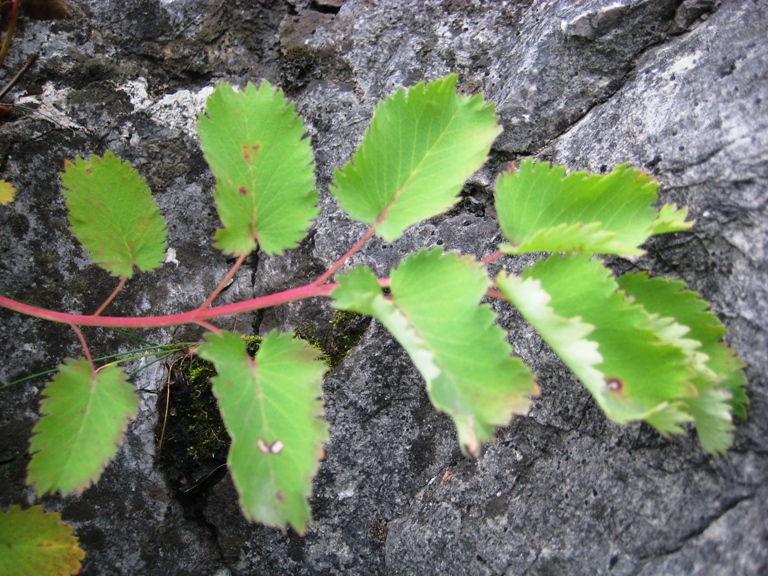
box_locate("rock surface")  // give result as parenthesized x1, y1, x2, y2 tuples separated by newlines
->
(1, 0, 766, 574)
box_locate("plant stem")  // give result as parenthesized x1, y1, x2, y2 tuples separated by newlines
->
(0, 282, 338, 329)
(0, 53, 37, 100)
(69, 323, 95, 373)
(485, 288, 505, 300)
(195, 320, 221, 334)
(157, 353, 187, 453)
(93, 277, 127, 317)
(0, 0, 18, 70)
(198, 252, 248, 311)
(482, 251, 503, 265)
(0, 224, 392, 333)
(313, 227, 376, 286)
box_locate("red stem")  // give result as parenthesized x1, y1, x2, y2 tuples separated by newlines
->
(198, 252, 248, 311)
(313, 227, 376, 286)
(482, 251, 503, 266)
(93, 277, 127, 317)
(69, 323, 95, 374)
(195, 320, 221, 334)
(0, 223, 390, 348)
(486, 288, 506, 300)
(0, 282, 337, 329)
(0, 0, 18, 69)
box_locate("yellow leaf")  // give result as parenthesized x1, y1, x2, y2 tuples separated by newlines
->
(0, 505, 85, 576)
(0, 179, 16, 205)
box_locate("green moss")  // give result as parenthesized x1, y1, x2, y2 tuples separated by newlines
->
(283, 45, 313, 62)
(294, 310, 370, 369)
(280, 45, 316, 93)
(157, 336, 263, 484)
(243, 335, 263, 356)
(177, 354, 227, 462)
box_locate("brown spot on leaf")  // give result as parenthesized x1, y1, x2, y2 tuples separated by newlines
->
(242, 144, 259, 160)
(239, 186, 248, 195)
(86, 167, 94, 174)
(275, 490, 285, 503)
(605, 377, 623, 393)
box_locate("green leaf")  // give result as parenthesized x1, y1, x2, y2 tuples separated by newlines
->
(496, 254, 694, 424)
(643, 402, 694, 436)
(652, 203, 695, 235)
(333, 249, 538, 456)
(686, 385, 736, 455)
(61, 151, 167, 279)
(198, 81, 318, 256)
(495, 160, 692, 258)
(618, 272, 747, 453)
(331, 75, 502, 242)
(27, 358, 139, 496)
(196, 330, 328, 533)
(617, 272, 747, 414)
(0, 505, 85, 576)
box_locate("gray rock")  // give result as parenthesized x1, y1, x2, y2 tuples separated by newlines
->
(0, 0, 765, 575)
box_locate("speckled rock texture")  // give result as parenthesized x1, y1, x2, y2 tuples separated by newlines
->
(1, 1, 766, 574)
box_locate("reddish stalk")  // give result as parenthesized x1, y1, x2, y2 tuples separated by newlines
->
(485, 288, 506, 301)
(0, 0, 18, 69)
(313, 227, 376, 286)
(0, 223, 398, 340)
(0, 282, 338, 329)
(195, 320, 221, 334)
(93, 277, 127, 317)
(198, 252, 248, 311)
(482, 251, 504, 266)
(69, 323, 95, 373)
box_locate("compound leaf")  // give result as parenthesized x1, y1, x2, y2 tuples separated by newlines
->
(197, 330, 328, 533)
(27, 358, 139, 496)
(618, 272, 747, 453)
(0, 179, 15, 205)
(496, 254, 694, 424)
(61, 152, 167, 279)
(333, 249, 538, 456)
(495, 160, 692, 258)
(198, 81, 317, 256)
(331, 75, 501, 242)
(0, 505, 84, 576)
